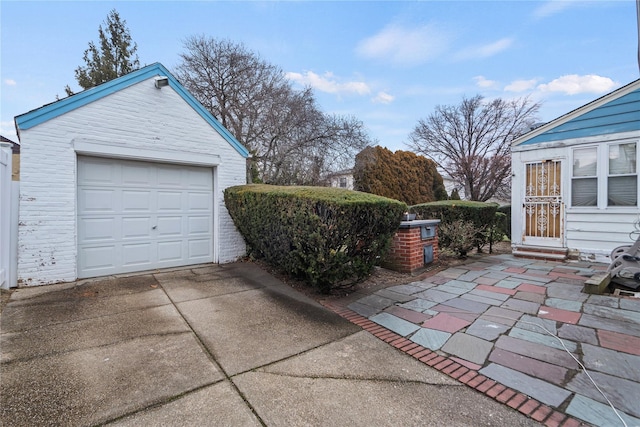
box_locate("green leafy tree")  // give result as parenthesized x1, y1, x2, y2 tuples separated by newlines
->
(65, 9, 139, 95)
(353, 146, 447, 205)
(450, 188, 461, 200)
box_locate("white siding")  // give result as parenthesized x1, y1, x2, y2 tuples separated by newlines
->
(511, 131, 640, 263)
(18, 77, 246, 286)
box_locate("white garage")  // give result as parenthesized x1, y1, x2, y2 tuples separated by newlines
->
(14, 63, 249, 286)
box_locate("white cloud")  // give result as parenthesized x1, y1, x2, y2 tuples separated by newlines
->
(532, 1, 576, 19)
(356, 23, 453, 66)
(285, 71, 370, 96)
(454, 38, 513, 61)
(4, 79, 17, 86)
(473, 76, 498, 89)
(505, 79, 538, 92)
(372, 91, 395, 104)
(537, 74, 617, 95)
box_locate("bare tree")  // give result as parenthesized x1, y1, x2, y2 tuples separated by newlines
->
(175, 36, 371, 184)
(408, 95, 540, 202)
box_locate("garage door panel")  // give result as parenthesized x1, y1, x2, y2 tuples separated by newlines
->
(77, 156, 214, 278)
(188, 216, 211, 235)
(156, 166, 183, 187)
(121, 243, 153, 266)
(189, 239, 211, 258)
(78, 158, 116, 185)
(157, 216, 183, 236)
(158, 241, 183, 262)
(80, 246, 117, 271)
(188, 192, 210, 210)
(79, 218, 116, 242)
(187, 169, 213, 188)
(122, 163, 153, 187)
(78, 189, 116, 214)
(122, 190, 153, 212)
(122, 217, 152, 239)
(157, 191, 183, 211)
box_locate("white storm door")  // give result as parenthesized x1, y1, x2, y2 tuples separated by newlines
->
(522, 160, 564, 247)
(77, 156, 213, 278)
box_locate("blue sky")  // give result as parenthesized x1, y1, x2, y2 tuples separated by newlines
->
(1, 1, 638, 151)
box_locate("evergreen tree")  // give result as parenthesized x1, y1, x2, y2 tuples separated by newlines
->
(353, 146, 447, 205)
(65, 9, 139, 95)
(450, 188, 461, 200)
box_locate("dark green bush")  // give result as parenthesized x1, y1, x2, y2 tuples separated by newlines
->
(224, 184, 407, 292)
(484, 211, 507, 253)
(410, 200, 500, 252)
(497, 205, 511, 239)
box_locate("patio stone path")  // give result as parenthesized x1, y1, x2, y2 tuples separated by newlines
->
(327, 254, 640, 427)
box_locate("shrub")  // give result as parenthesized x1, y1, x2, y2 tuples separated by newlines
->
(438, 220, 477, 258)
(484, 211, 507, 253)
(497, 205, 511, 239)
(224, 184, 406, 292)
(410, 200, 499, 252)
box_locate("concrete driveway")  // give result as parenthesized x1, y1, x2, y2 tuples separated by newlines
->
(0, 262, 540, 426)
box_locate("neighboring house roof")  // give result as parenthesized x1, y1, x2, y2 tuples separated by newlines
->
(1, 135, 20, 154)
(327, 169, 353, 177)
(14, 63, 250, 158)
(512, 78, 640, 147)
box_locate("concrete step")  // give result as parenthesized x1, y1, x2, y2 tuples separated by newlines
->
(512, 245, 568, 261)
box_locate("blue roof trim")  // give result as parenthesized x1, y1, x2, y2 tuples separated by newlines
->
(516, 80, 640, 146)
(15, 63, 250, 158)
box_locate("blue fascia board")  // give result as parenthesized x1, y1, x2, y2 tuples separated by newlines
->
(521, 120, 640, 145)
(519, 85, 640, 146)
(15, 63, 250, 159)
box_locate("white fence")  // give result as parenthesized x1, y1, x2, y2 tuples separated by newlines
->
(0, 142, 18, 289)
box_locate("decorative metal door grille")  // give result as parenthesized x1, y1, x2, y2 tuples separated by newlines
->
(524, 161, 562, 239)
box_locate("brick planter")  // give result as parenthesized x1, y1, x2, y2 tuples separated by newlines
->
(383, 219, 440, 274)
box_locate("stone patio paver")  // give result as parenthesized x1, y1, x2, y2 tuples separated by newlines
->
(566, 394, 640, 427)
(466, 318, 510, 341)
(370, 312, 420, 337)
(340, 254, 640, 426)
(410, 328, 451, 350)
(479, 363, 571, 407)
(441, 332, 493, 365)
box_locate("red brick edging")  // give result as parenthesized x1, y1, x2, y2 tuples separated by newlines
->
(321, 301, 587, 427)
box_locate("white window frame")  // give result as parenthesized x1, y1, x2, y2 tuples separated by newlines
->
(569, 138, 639, 210)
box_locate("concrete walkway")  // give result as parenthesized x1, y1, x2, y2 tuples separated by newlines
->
(1, 261, 540, 427)
(328, 254, 640, 427)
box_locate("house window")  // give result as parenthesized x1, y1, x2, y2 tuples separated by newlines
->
(339, 177, 347, 188)
(608, 143, 637, 206)
(571, 142, 638, 207)
(572, 147, 597, 206)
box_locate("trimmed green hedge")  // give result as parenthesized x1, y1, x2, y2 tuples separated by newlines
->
(410, 200, 499, 228)
(410, 200, 500, 253)
(224, 184, 407, 292)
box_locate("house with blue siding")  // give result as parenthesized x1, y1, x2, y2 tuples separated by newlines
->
(510, 79, 640, 263)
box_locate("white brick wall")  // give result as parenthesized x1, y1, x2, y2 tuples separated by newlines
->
(18, 78, 247, 285)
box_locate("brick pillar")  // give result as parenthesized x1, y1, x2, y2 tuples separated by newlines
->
(383, 220, 440, 274)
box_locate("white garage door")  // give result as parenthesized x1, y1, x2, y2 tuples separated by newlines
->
(77, 156, 213, 278)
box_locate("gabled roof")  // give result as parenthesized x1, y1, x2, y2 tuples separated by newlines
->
(1, 135, 20, 154)
(512, 78, 640, 147)
(14, 63, 249, 158)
